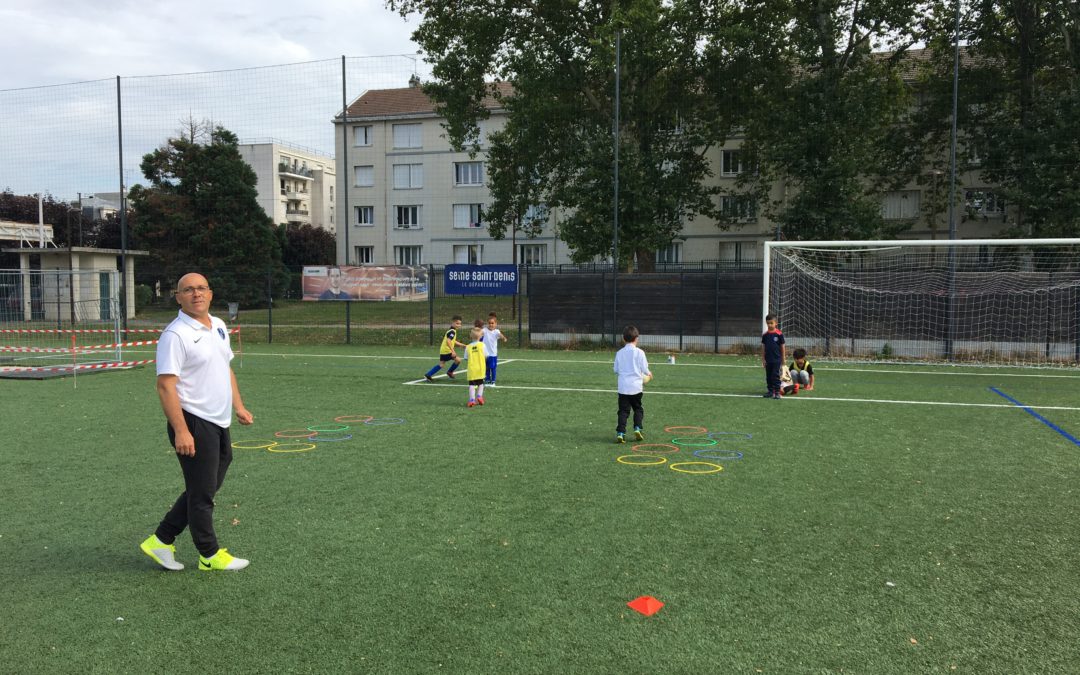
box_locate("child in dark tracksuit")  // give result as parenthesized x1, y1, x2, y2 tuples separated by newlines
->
(761, 314, 786, 399)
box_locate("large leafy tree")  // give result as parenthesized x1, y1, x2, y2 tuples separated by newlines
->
(944, 0, 1080, 237)
(389, 0, 736, 269)
(129, 125, 288, 305)
(736, 0, 927, 241)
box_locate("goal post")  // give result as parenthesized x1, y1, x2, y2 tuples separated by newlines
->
(763, 239, 1080, 366)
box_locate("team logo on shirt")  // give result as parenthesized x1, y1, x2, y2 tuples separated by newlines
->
(218, 328, 226, 340)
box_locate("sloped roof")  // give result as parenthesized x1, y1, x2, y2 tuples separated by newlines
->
(341, 81, 514, 120)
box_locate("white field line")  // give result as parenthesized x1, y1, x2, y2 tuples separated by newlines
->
(120, 348, 1080, 381)
(401, 380, 1080, 412)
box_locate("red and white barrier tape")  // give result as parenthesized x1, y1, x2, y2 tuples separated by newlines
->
(0, 359, 156, 373)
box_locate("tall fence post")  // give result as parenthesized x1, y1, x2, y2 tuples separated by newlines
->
(266, 270, 273, 344)
(428, 263, 435, 346)
(678, 269, 685, 352)
(520, 266, 527, 348)
(714, 265, 720, 353)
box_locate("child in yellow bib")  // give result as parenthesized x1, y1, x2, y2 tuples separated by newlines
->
(465, 326, 488, 407)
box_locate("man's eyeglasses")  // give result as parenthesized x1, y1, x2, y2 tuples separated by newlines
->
(178, 286, 211, 295)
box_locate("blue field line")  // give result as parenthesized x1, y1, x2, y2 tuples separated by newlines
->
(989, 387, 1080, 448)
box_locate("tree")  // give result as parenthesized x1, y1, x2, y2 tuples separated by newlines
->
(129, 125, 288, 305)
(735, 0, 928, 241)
(280, 224, 336, 268)
(938, 0, 1080, 237)
(388, 0, 735, 270)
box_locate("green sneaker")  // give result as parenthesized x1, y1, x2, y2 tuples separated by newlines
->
(616, 433, 626, 444)
(140, 534, 184, 571)
(634, 427, 644, 441)
(198, 548, 249, 571)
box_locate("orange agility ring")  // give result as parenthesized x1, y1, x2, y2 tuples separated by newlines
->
(631, 443, 680, 454)
(663, 425, 708, 435)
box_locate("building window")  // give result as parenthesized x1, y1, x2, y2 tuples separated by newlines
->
(719, 195, 757, 222)
(453, 203, 484, 228)
(454, 161, 484, 186)
(329, 186, 334, 202)
(392, 123, 422, 149)
(965, 189, 1005, 216)
(524, 204, 549, 225)
(393, 163, 424, 189)
(353, 125, 373, 147)
(453, 244, 483, 265)
(519, 244, 546, 266)
(354, 165, 374, 187)
(279, 179, 286, 195)
(395, 205, 421, 229)
(656, 242, 682, 264)
(329, 207, 334, 225)
(882, 190, 921, 220)
(721, 149, 744, 177)
(718, 241, 761, 264)
(355, 206, 374, 226)
(354, 246, 374, 265)
(395, 245, 423, 265)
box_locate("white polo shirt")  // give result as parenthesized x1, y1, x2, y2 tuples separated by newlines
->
(157, 310, 235, 428)
(613, 342, 650, 395)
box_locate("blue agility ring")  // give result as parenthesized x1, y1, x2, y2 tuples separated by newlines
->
(365, 418, 405, 426)
(694, 449, 744, 460)
(311, 434, 354, 442)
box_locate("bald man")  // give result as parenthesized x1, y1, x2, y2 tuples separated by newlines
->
(140, 272, 254, 571)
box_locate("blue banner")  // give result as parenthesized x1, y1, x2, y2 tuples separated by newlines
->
(445, 264, 519, 295)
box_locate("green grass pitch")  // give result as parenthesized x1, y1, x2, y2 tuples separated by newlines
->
(3, 345, 1080, 672)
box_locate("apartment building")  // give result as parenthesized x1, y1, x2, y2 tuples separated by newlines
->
(334, 81, 570, 267)
(237, 140, 337, 234)
(334, 67, 1007, 268)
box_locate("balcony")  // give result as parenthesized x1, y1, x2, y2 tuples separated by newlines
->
(278, 163, 313, 179)
(285, 209, 311, 224)
(284, 189, 308, 200)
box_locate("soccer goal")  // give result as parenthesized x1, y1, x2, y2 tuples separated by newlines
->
(763, 239, 1080, 366)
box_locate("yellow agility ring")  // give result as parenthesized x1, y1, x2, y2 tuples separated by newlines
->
(267, 442, 317, 454)
(669, 461, 723, 474)
(231, 440, 278, 450)
(616, 454, 667, 466)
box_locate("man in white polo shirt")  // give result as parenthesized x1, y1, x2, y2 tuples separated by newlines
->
(140, 272, 254, 572)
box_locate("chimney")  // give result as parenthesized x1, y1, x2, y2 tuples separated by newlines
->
(408, 74, 421, 88)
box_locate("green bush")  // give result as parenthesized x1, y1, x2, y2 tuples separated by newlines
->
(134, 283, 153, 309)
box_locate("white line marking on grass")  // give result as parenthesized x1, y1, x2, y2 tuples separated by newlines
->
(400, 381, 1080, 411)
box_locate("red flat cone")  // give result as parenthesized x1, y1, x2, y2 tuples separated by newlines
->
(627, 595, 664, 616)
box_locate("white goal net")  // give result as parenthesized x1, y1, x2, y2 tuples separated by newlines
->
(764, 239, 1080, 367)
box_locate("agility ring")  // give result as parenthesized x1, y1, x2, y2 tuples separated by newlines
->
(307, 424, 350, 432)
(693, 449, 744, 460)
(310, 434, 354, 442)
(275, 429, 317, 438)
(267, 442, 317, 454)
(671, 437, 718, 447)
(631, 443, 680, 454)
(231, 440, 278, 450)
(669, 461, 724, 474)
(364, 418, 405, 426)
(663, 425, 708, 435)
(616, 454, 667, 466)
(334, 415, 374, 424)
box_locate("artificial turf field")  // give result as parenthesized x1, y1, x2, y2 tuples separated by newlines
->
(3, 344, 1080, 673)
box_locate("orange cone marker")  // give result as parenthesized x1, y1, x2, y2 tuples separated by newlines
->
(627, 595, 664, 616)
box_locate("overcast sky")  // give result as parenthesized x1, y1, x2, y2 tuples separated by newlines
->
(0, 0, 432, 199)
(1, 0, 422, 88)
